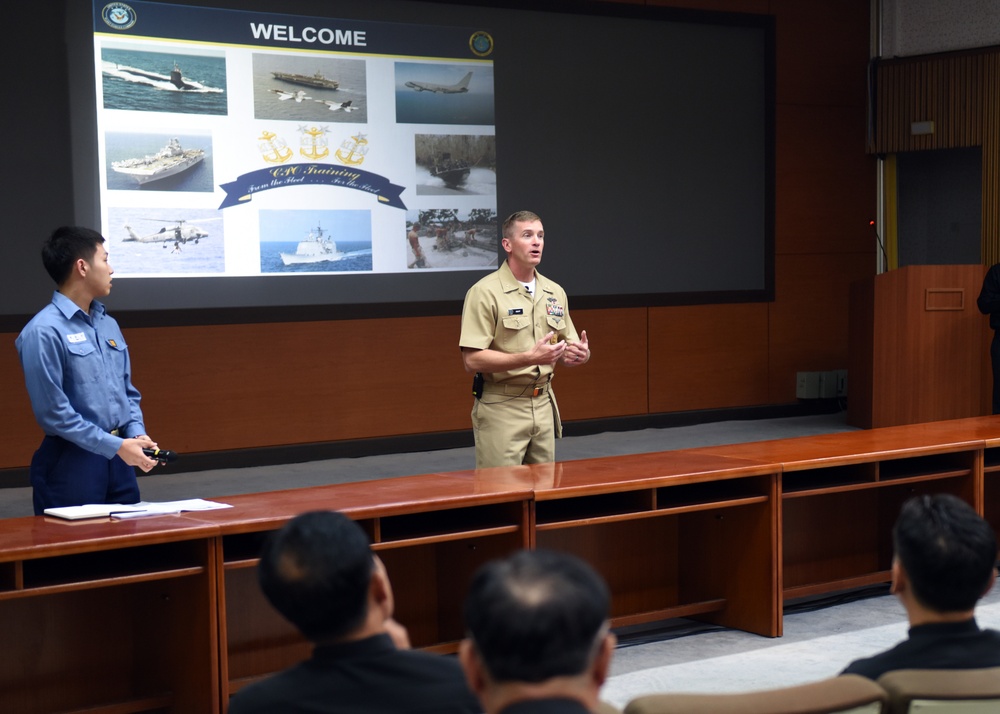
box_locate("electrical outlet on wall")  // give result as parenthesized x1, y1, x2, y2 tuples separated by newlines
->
(835, 370, 847, 397)
(796, 372, 820, 399)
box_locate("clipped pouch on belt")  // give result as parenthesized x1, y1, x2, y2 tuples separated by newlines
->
(473, 372, 484, 400)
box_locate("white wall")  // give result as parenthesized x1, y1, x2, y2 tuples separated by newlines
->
(881, 0, 1000, 57)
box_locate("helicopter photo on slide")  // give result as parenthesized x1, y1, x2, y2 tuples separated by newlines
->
(105, 206, 225, 275)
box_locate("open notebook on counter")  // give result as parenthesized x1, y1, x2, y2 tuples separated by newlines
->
(44, 499, 232, 520)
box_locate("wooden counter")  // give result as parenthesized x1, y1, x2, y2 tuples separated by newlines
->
(687, 416, 995, 599)
(527, 451, 781, 637)
(0, 515, 221, 714)
(5, 415, 1000, 713)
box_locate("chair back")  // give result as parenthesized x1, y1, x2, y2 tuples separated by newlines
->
(877, 668, 1000, 714)
(623, 674, 887, 714)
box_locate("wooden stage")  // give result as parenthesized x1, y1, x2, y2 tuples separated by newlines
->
(5, 415, 1000, 713)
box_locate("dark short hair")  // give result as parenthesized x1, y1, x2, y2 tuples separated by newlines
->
(502, 211, 541, 239)
(894, 494, 997, 612)
(42, 226, 105, 286)
(258, 511, 374, 642)
(464, 549, 609, 683)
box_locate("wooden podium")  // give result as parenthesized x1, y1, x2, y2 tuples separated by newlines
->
(848, 265, 992, 429)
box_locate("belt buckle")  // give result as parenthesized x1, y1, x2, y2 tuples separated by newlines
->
(110, 428, 120, 437)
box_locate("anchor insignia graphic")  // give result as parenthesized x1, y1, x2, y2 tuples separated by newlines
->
(335, 132, 368, 166)
(258, 130, 292, 164)
(299, 125, 330, 160)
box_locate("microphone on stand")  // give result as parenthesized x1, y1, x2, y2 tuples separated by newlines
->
(870, 220, 887, 270)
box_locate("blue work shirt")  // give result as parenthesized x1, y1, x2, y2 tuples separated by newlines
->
(16, 291, 145, 460)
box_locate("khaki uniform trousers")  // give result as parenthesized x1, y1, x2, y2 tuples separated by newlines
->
(471, 381, 562, 468)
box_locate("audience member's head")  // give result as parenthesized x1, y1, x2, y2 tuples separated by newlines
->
(258, 510, 393, 643)
(460, 549, 614, 713)
(893, 494, 997, 616)
(42, 226, 105, 286)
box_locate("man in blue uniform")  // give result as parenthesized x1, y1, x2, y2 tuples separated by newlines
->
(16, 226, 159, 515)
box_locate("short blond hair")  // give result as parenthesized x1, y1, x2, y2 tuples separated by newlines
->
(502, 211, 541, 239)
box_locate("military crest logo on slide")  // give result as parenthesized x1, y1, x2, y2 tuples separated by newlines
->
(102, 3, 137, 30)
(469, 31, 494, 58)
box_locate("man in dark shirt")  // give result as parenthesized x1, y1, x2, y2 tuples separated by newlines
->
(842, 494, 1000, 679)
(459, 549, 615, 714)
(227, 510, 481, 714)
(977, 263, 1000, 413)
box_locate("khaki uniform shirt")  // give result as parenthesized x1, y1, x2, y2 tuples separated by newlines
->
(459, 260, 578, 384)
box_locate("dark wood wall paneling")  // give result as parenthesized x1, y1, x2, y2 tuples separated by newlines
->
(872, 48, 1000, 264)
(0, 0, 876, 470)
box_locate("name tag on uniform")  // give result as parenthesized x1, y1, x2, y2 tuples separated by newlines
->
(66, 332, 87, 343)
(508, 308, 523, 315)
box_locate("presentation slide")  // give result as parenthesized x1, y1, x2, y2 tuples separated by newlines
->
(95, 0, 498, 279)
(8, 0, 773, 319)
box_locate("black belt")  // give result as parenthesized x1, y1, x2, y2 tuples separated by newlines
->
(481, 380, 551, 398)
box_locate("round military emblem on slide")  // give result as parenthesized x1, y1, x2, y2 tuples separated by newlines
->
(102, 3, 137, 30)
(469, 31, 494, 57)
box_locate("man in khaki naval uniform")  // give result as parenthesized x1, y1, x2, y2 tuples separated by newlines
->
(459, 211, 590, 468)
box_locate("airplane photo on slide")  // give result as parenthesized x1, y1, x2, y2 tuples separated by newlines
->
(405, 71, 472, 93)
(395, 62, 494, 125)
(315, 99, 357, 113)
(269, 88, 311, 102)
